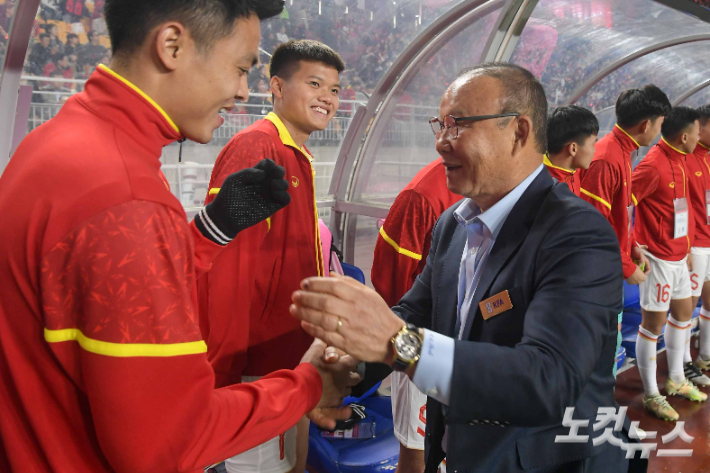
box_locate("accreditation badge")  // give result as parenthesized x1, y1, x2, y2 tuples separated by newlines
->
(674, 197, 689, 239)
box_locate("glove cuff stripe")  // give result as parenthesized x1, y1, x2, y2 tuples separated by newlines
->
(198, 208, 232, 246)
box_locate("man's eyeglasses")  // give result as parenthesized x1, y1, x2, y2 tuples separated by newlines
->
(429, 113, 520, 139)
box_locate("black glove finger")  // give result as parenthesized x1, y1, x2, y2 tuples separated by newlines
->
(271, 177, 289, 192)
(231, 168, 266, 185)
(254, 158, 280, 174)
(272, 190, 291, 207)
(266, 162, 286, 180)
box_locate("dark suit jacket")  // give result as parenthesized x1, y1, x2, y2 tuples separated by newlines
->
(363, 168, 644, 472)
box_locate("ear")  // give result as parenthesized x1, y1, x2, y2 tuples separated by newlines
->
(681, 132, 689, 144)
(512, 115, 532, 155)
(641, 119, 652, 135)
(154, 22, 187, 72)
(567, 142, 578, 157)
(271, 75, 285, 100)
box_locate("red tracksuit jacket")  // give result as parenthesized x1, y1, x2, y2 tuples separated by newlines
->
(687, 142, 710, 248)
(0, 66, 320, 473)
(198, 113, 321, 387)
(544, 154, 581, 196)
(371, 159, 461, 306)
(580, 125, 639, 278)
(632, 138, 694, 261)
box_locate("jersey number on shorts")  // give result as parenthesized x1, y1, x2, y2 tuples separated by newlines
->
(417, 404, 427, 437)
(656, 284, 670, 303)
(691, 274, 699, 292)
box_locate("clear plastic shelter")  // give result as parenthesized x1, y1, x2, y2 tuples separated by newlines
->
(2, 0, 710, 285)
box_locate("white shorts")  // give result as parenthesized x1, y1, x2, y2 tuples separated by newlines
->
(639, 252, 692, 312)
(224, 377, 297, 473)
(391, 371, 427, 450)
(690, 247, 710, 297)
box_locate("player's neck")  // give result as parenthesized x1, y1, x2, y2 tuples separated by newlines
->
(274, 110, 310, 149)
(547, 152, 575, 171)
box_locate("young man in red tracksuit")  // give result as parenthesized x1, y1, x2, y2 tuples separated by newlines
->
(544, 105, 599, 196)
(632, 107, 707, 422)
(580, 85, 671, 287)
(686, 105, 710, 384)
(0, 2, 357, 472)
(198, 40, 344, 473)
(371, 158, 461, 473)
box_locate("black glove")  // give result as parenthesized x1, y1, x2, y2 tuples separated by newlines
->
(194, 159, 290, 245)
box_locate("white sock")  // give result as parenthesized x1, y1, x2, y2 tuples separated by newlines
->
(700, 308, 710, 361)
(637, 326, 660, 396)
(667, 315, 691, 384)
(684, 318, 693, 364)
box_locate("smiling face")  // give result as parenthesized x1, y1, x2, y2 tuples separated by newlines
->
(273, 60, 340, 135)
(162, 15, 260, 144)
(435, 75, 528, 204)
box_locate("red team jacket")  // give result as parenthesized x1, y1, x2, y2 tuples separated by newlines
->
(632, 138, 694, 261)
(580, 125, 640, 278)
(198, 112, 321, 387)
(371, 159, 461, 306)
(0, 66, 321, 472)
(687, 142, 710, 248)
(544, 154, 581, 196)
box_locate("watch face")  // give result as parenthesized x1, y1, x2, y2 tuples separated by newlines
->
(395, 331, 421, 362)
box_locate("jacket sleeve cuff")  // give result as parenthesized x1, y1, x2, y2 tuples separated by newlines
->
(621, 253, 637, 279)
(294, 363, 322, 412)
(190, 219, 226, 276)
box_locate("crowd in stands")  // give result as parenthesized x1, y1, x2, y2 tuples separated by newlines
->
(14, 0, 704, 117)
(20, 0, 109, 104)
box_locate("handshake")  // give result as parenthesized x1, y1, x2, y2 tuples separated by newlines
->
(294, 274, 409, 430)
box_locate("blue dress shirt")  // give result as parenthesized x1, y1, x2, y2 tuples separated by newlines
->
(412, 165, 544, 405)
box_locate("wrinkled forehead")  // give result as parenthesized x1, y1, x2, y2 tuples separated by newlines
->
(439, 74, 503, 118)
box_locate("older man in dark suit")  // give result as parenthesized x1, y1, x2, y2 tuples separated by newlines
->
(291, 63, 643, 473)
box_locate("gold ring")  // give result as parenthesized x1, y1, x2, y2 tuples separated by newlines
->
(336, 318, 343, 333)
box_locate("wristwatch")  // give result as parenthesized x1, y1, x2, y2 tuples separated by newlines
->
(391, 323, 423, 371)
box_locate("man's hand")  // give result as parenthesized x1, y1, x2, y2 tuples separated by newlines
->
(625, 266, 647, 285)
(688, 253, 694, 272)
(290, 274, 406, 363)
(631, 244, 651, 275)
(193, 159, 290, 245)
(300, 339, 362, 430)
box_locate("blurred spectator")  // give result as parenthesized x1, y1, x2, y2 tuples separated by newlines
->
(46, 24, 64, 55)
(0, 1, 14, 42)
(247, 78, 273, 115)
(60, 0, 86, 23)
(78, 31, 107, 68)
(38, 70, 71, 104)
(28, 34, 52, 76)
(64, 33, 80, 56)
(43, 53, 75, 90)
(276, 25, 289, 43)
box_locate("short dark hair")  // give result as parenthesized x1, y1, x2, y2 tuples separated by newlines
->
(661, 106, 700, 141)
(52, 52, 68, 63)
(615, 84, 671, 129)
(39, 33, 50, 41)
(67, 33, 78, 41)
(269, 40, 345, 80)
(46, 24, 58, 33)
(697, 105, 710, 126)
(547, 105, 599, 155)
(104, 0, 284, 55)
(457, 62, 548, 153)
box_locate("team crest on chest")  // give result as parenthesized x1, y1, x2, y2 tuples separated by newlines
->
(669, 182, 675, 188)
(292, 176, 300, 187)
(696, 171, 703, 177)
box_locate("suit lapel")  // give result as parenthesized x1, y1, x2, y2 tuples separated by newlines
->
(436, 223, 466, 338)
(461, 169, 555, 340)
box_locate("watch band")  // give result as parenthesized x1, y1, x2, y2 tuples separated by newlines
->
(391, 323, 422, 372)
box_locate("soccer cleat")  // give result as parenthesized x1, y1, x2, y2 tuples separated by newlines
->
(695, 356, 710, 372)
(642, 393, 679, 421)
(666, 378, 708, 402)
(685, 362, 710, 386)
